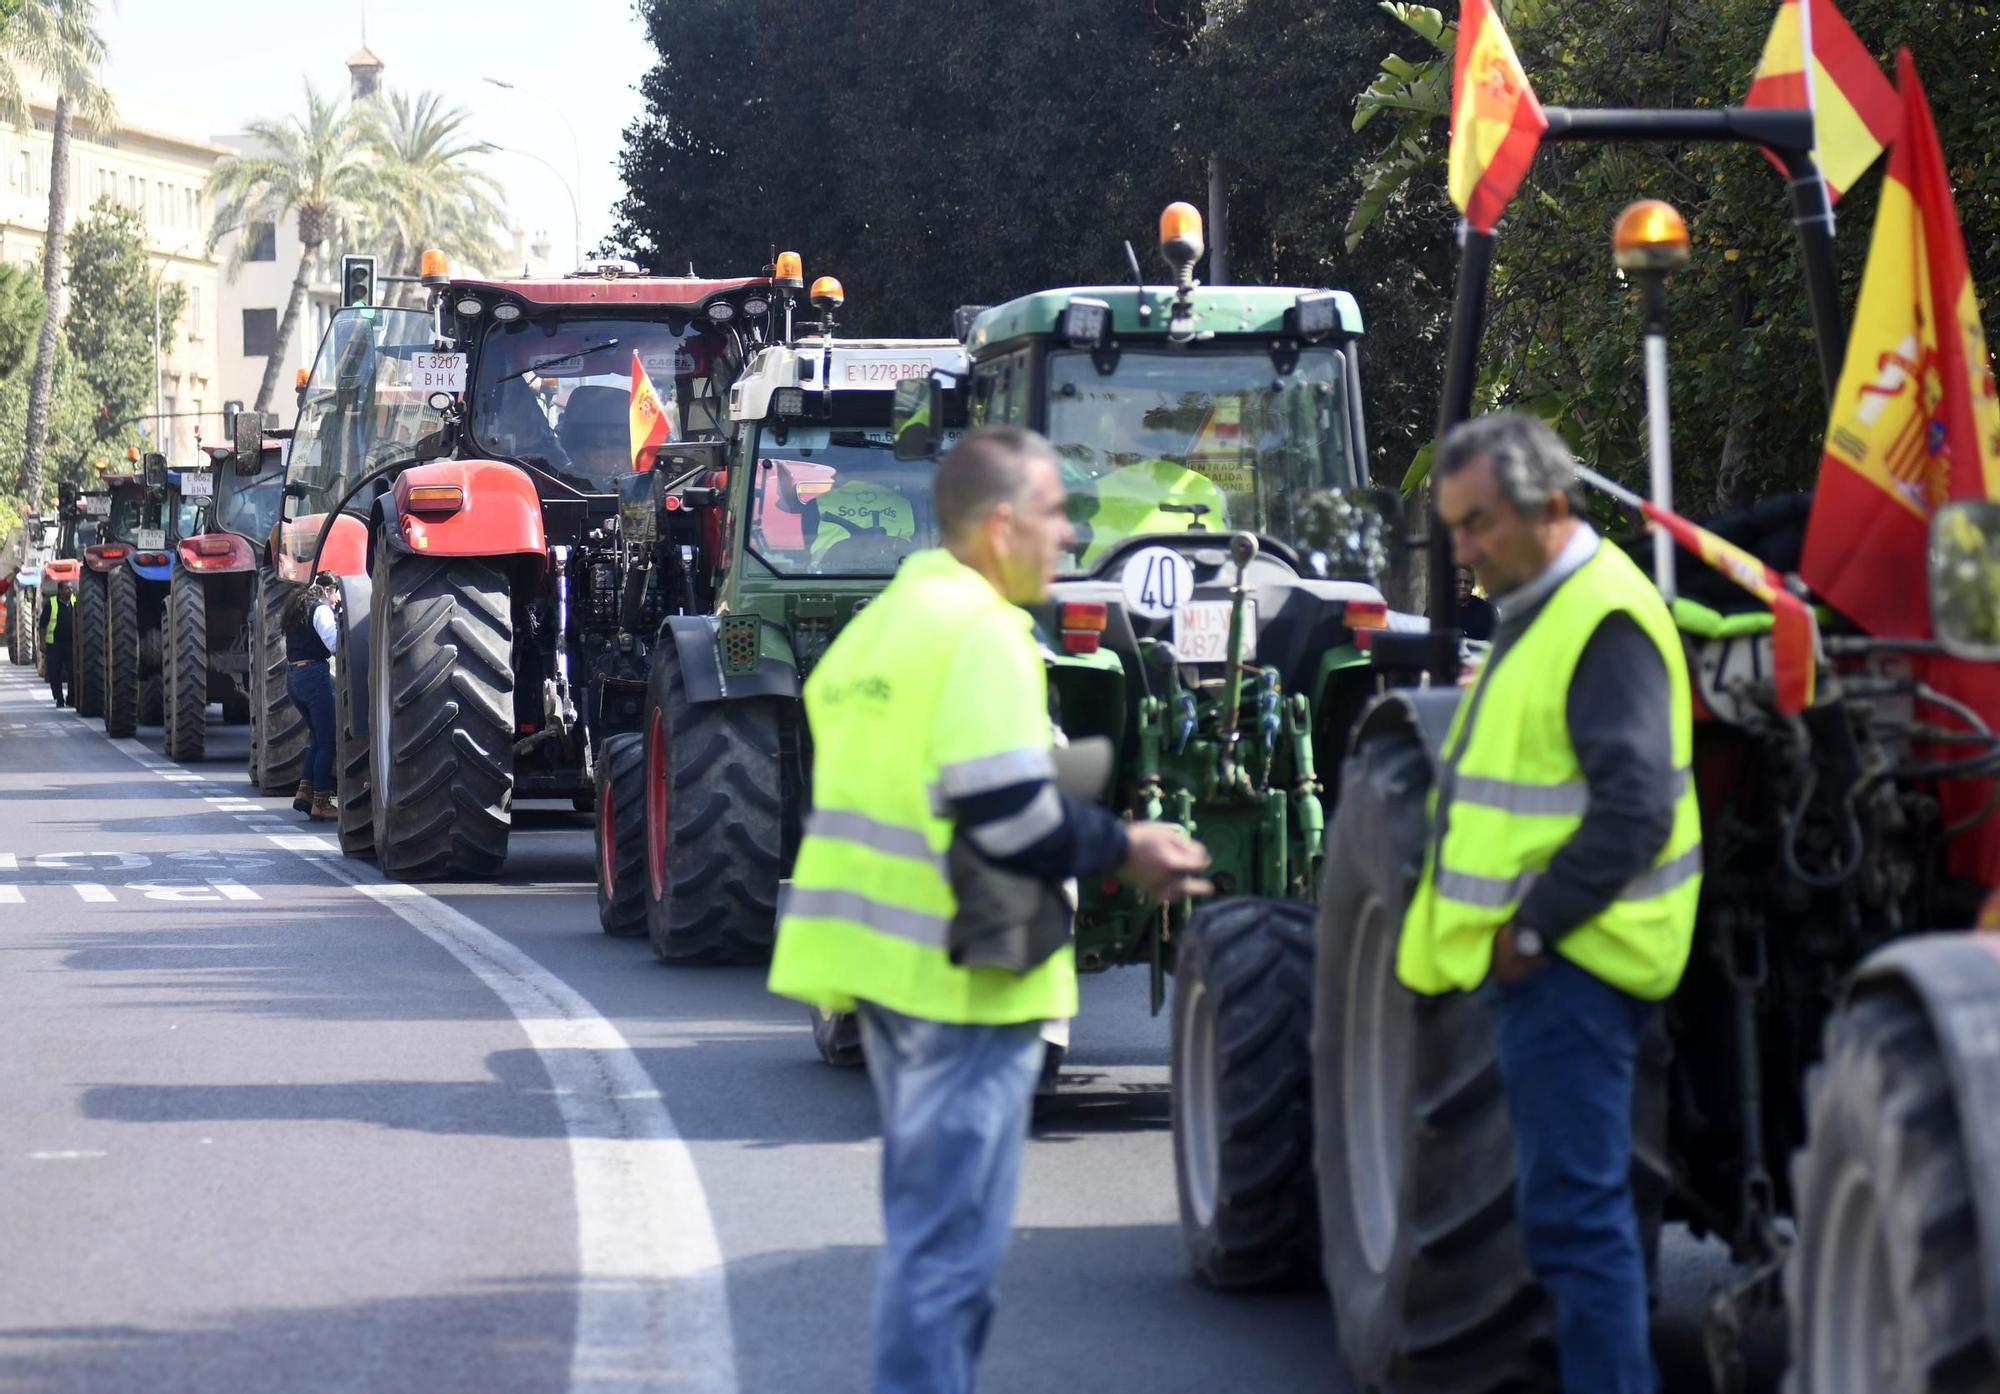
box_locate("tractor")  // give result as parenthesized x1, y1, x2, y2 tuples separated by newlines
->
(70, 459, 178, 722)
(276, 252, 780, 878)
(592, 282, 969, 980)
(10, 511, 61, 668)
(99, 455, 205, 739)
(876, 204, 1402, 1280)
(158, 415, 290, 762)
(27, 484, 87, 679)
(1308, 102, 2000, 1394)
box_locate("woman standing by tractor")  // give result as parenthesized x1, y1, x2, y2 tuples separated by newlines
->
(282, 572, 341, 820)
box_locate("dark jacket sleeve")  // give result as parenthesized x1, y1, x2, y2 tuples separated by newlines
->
(1514, 613, 1678, 939)
(948, 780, 1131, 882)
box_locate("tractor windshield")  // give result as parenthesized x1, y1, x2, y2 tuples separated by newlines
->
(287, 307, 446, 519)
(214, 470, 284, 544)
(1044, 346, 1358, 571)
(466, 317, 736, 494)
(747, 424, 955, 576)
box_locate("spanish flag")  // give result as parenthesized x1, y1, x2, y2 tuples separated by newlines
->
(629, 350, 671, 473)
(1742, 0, 1898, 202)
(1802, 51, 2000, 883)
(1448, 0, 1547, 233)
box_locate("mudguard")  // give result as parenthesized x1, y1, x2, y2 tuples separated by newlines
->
(1348, 686, 1464, 772)
(131, 558, 173, 585)
(387, 459, 546, 559)
(41, 559, 80, 584)
(1847, 932, 2000, 1358)
(664, 614, 799, 704)
(278, 513, 367, 583)
(333, 571, 373, 746)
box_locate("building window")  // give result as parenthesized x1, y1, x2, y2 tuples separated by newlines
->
(242, 307, 278, 358)
(246, 221, 276, 262)
(187, 285, 202, 339)
(14, 150, 28, 192)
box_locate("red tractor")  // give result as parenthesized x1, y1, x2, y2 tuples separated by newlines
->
(276, 252, 778, 879)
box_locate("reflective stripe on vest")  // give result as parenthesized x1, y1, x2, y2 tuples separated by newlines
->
(1399, 540, 1702, 1002)
(777, 884, 949, 948)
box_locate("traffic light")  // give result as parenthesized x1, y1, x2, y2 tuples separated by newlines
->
(340, 254, 377, 307)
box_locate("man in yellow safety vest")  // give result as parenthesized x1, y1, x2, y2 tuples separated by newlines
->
(769, 425, 1210, 1394)
(1401, 411, 1700, 1394)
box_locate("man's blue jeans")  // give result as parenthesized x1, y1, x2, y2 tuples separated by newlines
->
(1486, 954, 1658, 1394)
(286, 660, 336, 793)
(857, 1003, 1045, 1394)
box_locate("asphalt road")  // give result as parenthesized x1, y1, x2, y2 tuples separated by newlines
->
(0, 659, 1787, 1393)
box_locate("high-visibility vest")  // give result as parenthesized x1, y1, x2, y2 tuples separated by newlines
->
(767, 548, 1078, 1025)
(42, 591, 64, 646)
(1399, 541, 1702, 1001)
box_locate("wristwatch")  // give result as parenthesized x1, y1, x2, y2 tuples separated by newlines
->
(1511, 926, 1547, 959)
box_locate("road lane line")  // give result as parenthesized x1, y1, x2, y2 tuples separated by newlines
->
(102, 734, 738, 1393)
(0, 886, 21, 903)
(73, 883, 115, 903)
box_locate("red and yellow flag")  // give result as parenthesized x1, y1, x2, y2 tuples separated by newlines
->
(1803, 51, 2000, 885)
(629, 350, 671, 473)
(1742, 0, 1899, 202)
(1802, 51, 2000, 636)
(1448, 0, 1548, 232)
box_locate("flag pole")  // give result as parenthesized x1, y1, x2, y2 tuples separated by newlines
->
(1790, 0, 1847, 398)
(1426, 219, 1495, 673)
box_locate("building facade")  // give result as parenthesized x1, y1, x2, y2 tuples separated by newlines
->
(0, 82, 226, 464)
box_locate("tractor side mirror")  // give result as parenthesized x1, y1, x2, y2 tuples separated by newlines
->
(142, 452, 168, 491)
(1929, 500, 2000, 660)
(233, 410, 266, 470)
(891, 373, 950, 462)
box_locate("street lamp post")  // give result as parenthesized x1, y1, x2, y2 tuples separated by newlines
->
(496, 145, 582, 272)
(484, 77, 586, 264)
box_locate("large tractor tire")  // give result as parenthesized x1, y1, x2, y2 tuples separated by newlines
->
(162, 571, 208, 760)
(1172, 896, 1319, 1290)
(6, 590, 21, 664)
(641, 644, 784, 964)
(367, 549, 514, 881)
(74, 570, 107, 718)
(22, 591, 37, 668)
(104, 565, 141, 737)
(1313, 723, 1666, 1394)
(1785, 989, 2000, 1394)
(595, 731, 647, 935)
(251, 567, 307, 793)
(332, 587, 374, 858)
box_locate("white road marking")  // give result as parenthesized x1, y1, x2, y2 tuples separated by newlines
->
(0, 853, 15, 870)
(101, 733, 737, 1393)
(72, 883, 115, 902)
(0, 886, 22, 903)
(159, 773, 205, 782)
(205, 879, 259, 902)
(29, 1150, 107, 1161)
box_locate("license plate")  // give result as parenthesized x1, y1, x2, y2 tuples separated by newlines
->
(85, 497, 111, 516)
(840, 356, 937, 385)
(410, 352, 468, 392)
(180, 473, 213, 497)
(135, 529, 165, 550)
(1173, 599, 1256, 663)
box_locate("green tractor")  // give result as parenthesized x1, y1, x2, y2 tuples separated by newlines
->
(596, 274, 970, 989)
(888, 202, 1402, 1284)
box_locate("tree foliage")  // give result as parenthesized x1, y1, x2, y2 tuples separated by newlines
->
(62, 196, 182, 451)
(358, 88, 507, 295)
(0, 260, 43, 379)
(611, 0, 1202, 339)
(1345, 0, 2000, 511)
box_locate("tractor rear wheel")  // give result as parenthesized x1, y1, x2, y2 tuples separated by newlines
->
(1312, 724, 1666, 1393)
(251, 567, 306, 793)
(74, 571, 106, 718)
(367, 548, 514, 880)
(140, 606, 163, 727)
(1786, 989, 2000, 1394)
(810, 1007, 864, 1067)
(6, 589, 21, 664)
(641, 645, 784, 964)
(333, 592, 373, 858)
(21, 591, 37, 669)
(594, 731, 646, 936)
(1172, 896, 1319, 1290)
(104, 564, 140, 737)
(163, 571, 207, 760)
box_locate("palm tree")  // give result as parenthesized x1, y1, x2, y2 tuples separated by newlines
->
(2, 0, 114, 508)
(206, 83, 377, 411)
(362, 89, 508, 299)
